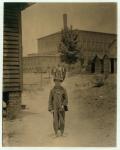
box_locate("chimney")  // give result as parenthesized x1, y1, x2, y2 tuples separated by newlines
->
(63, 13, 67, 30)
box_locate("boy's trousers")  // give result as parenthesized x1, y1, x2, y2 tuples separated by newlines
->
(53, 110, 65, 134)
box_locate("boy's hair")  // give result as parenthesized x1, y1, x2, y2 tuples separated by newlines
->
(52, 66, 65, 82)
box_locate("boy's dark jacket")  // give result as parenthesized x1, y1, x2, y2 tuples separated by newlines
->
(48, 85, 68, 112)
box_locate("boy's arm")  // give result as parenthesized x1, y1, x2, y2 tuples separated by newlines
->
(63, 88, 68, 106)
(48, 89, 54, 111)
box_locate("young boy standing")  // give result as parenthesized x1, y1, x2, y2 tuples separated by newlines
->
(48, 69, 68, 137)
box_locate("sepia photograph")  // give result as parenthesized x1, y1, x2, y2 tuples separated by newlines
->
(2, 2, 117, 147)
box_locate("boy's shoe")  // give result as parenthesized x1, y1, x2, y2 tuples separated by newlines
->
(61, 134, 66, 137)
(60, 131, 67, 137)
(55, 132, 59, 137)
(60, 131, 64, 136)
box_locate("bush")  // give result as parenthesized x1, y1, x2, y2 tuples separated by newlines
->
(93, 74, 109, 87)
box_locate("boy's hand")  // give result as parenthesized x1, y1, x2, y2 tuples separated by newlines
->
(60, 105, 64, 111)
(50, 110, 54, 114)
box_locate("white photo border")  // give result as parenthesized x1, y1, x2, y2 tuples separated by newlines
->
(0, 0, 119, 149)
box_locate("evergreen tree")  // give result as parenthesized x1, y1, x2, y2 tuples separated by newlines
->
(59, 26, 81, 65)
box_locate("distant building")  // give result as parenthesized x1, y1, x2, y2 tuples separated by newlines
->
(23, 54, 60, 73)
(23, 14, 117, 74)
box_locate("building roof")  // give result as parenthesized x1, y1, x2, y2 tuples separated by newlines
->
(109, 39, 117, 58)
(37, 29, 116, 41)
(4, 2, 34, 11)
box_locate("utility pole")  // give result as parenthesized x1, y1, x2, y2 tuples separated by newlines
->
(40, 67, 43, 89)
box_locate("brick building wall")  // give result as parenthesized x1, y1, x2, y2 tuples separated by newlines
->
(36, 30, 116, 74)
(23, 55, 60, 73)
(37, 30, 116, 57)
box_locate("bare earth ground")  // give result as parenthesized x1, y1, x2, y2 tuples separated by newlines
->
(3, 73, 116, 147)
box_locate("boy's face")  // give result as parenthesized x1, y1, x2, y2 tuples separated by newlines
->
(54, 80, 61, 86)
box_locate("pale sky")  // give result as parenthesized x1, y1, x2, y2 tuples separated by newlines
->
(22, 3, 117, 56)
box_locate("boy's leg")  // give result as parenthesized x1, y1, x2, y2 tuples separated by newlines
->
(59, 111, 65, 136)
(53, 112, 59, 136)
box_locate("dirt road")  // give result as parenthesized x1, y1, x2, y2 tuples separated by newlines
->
(3, 74, 116, 147)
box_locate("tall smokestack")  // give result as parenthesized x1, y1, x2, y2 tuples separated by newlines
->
(63, 13, 67, 30)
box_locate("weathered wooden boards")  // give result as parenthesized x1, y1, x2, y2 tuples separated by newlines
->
(3, 6, 22, 92)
